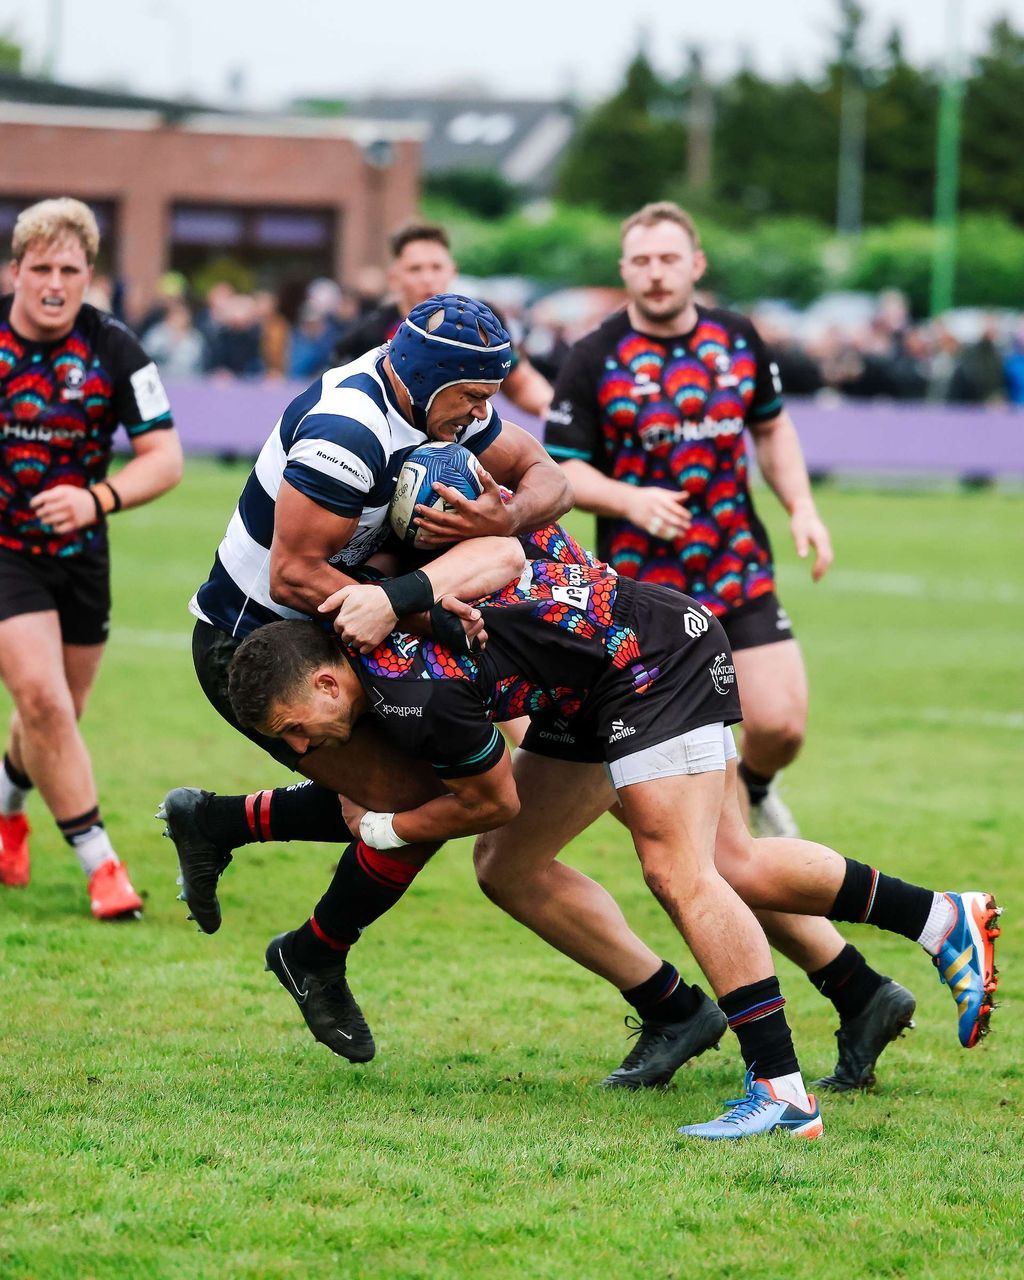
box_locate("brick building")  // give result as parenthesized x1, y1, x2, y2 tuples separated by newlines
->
(0, 78, 423, 316)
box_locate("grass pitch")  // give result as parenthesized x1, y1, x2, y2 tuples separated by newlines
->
(0, 463, 1020, 1279)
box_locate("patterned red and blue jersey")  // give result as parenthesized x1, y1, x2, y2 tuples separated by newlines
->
(544, 306, 784, 616)
(0, 297, 172, 558)
(346, 555, 642, 778)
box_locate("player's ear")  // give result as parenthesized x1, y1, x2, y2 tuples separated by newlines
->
(692, 249, 708, 283)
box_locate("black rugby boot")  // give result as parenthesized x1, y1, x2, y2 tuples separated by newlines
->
(813, 978, 917, 1092)
(265, 931, 375, 1062)
(157, 787, 232, 934)
(601, 986, 727, 1089)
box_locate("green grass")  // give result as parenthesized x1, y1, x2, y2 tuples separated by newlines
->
(0, 466, 1020, 1279)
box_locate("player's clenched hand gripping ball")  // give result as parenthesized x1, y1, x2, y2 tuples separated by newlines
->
(389, 441, 483, 548)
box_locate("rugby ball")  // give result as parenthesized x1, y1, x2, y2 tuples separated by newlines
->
(389, 442, 484, 546)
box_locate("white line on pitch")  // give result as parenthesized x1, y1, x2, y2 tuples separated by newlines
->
(914, 708, 1024, 731)
(110, 628, 191, 650)
(776, 565, 1021, 605)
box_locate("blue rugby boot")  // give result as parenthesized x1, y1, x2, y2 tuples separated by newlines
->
(678, 1071, 823, 1141)
(934, 892, 1001, 1048)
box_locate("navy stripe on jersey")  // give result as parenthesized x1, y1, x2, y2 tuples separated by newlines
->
(284, 460, 367, 517)
(236, 470, 277, 547)
(292, 411, 389, 470)
(279, 378, 329, 451)
(335, 369, 389, 418)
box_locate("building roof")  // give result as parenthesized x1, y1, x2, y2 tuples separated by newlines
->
(347, 96, 575, 193)
(0, 71, 215, 121)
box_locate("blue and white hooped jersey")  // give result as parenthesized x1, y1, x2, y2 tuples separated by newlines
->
(190, 348, 502, 638)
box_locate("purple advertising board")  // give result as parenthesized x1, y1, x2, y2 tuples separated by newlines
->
(161, 380, 1024, 478)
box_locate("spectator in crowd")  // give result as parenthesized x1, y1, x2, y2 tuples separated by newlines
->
(143, 297, 205, 379)
(949, 316, 1006, 405)
(335, 223, 553, 416)
(1004, 322, 1024, 406)
(287, 301, 336, 380)
(137, 271, 189, 337)
(205, 291, 264, 379)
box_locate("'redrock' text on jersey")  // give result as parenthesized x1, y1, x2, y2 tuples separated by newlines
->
(345, 559, 740, 780)
(190, 348, 502, 638)
(0, 297, 173, 557)
(543, 306, 784, 617)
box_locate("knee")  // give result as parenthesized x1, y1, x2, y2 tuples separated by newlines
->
(716, 835, 766, 905)
(744, 713, 805, 764)
(473, 835, 516, 906)
(15, 684, 76, 733)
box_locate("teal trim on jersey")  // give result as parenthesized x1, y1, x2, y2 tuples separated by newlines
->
(748, 397, 783, 424)
(545, 443, 592, 461)
(434, 725, 501, 773)
(126, 412, 174, 437)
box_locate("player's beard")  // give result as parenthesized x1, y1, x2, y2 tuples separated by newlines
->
(632, 291, 692, 330)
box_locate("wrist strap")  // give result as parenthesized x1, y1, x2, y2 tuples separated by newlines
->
(429, 600, 472, 654)
(102, 481, 123, 513)
(379, 569, 434, 619)
(88, 488, 106, 524)
(359, 811, 408, 850)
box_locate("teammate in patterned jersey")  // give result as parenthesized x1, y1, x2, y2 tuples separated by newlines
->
(0, 198, 183, 918)
(333, 223, 553, 417)
(544, 201, 833, 841)
(229, 566, 1000, 1139)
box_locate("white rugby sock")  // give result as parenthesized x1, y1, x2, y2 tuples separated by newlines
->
(70, 826, 118, 878)
(0, 761, 30, 815)
(767, 1071, 810, 1109)
(917, 893, 955, 955)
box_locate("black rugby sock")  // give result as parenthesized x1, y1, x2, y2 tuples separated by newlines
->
(2, 754, 32, 792)
(622, 961, 702, 1023)
(807, 943, 886, 1021)
(202, 782, 352, 849)
(828, 858, 934, 942)
(738, 760, 773, 805)
(719, 977, 800, 1080)
(291, 839, 426, 971)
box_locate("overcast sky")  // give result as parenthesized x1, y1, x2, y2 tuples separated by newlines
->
(3, 0, 1021, 107)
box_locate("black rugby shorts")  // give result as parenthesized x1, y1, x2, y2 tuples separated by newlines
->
(522, 578, 742, 766)
(721, 592, 795, 651)
(191, 619, 304, 771)
(0, 545, 111, 645)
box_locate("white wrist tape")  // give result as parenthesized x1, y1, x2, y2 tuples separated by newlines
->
(359, 810, 408, 850)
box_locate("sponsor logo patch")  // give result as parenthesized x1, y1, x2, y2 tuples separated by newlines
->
(683, 606, 710, 639)
(709, 652, 736, 696)
(608, 718, 636, 743)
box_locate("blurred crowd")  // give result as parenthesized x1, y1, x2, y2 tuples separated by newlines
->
(7, 257, 1022, 407)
